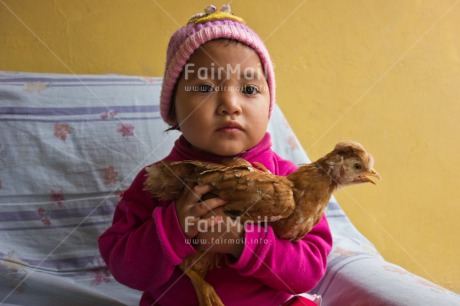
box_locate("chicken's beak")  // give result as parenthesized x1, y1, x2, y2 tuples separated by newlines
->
(363, 168, 381, 185)
(352, 169, 381, 185)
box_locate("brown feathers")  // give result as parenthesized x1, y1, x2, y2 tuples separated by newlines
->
(145, 141, 379, 241)
(145, 158, 296, 223)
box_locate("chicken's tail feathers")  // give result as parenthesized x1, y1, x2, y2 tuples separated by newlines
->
(143, 161, 197, 200)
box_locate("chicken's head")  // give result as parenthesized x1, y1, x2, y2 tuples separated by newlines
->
(323, 140, 381, 186)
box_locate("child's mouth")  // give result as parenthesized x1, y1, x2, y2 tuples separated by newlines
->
(217, 122, 243, 133)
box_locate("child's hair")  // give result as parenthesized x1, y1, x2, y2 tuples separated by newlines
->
(160, 4, 276, 126)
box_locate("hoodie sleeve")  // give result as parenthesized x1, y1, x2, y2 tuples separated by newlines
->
(227, 215, 332, 293)
(98, 169, 196, 291)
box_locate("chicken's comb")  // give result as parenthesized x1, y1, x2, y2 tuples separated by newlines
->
(187, 4, 245, 24)
(334, 140, 365, 152)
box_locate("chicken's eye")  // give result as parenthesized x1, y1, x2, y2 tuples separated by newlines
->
(353, 163, 362, 170)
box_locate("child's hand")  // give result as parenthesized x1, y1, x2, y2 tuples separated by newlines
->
(196, 207, 245, 259)
(175, 184, 226, 239)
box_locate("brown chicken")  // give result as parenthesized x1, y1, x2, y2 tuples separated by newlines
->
(144, 140, 380, 306)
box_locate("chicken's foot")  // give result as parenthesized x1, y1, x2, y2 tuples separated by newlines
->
(185, 268, 225, 306)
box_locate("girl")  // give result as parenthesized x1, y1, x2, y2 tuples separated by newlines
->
(99, 5, 332, 306)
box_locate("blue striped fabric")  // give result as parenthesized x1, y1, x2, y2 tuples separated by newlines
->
(0, 72, 173, 305)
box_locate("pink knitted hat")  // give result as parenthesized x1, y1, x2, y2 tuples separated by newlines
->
(160, 4, 275, 126)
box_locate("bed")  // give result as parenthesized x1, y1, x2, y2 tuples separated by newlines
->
(0, 71, 459, 305)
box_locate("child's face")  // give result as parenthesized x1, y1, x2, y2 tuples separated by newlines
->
(172, 40, 270, 156)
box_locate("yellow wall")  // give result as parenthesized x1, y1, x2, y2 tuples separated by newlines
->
(1, 0, 459, 292)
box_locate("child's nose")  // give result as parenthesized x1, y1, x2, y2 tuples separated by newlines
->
(217, 88, 242, 115)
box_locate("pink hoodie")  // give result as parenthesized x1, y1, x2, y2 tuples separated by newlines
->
(98, 133, 332, 306)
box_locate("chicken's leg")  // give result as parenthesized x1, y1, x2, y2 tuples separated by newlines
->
(184, 268, 225, 306)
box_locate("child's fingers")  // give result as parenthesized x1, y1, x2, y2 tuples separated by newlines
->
(199, 215, 224, 230)
(192, 184, 213, 198)
(195, 197, 226, 216)
(181, 184, 212, 203)
(183, 215, 224, 239)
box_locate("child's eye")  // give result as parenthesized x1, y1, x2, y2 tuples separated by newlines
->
(242, 85, 259, 96)
(196, 84, 213, 93)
